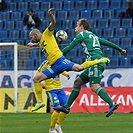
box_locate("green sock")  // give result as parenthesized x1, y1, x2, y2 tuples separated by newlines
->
(64, 87, 80, 108)
(96, 87, 113, 106)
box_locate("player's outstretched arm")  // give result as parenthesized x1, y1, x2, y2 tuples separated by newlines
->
(48, 8, 56, 31)
(27, 42, 38, 47)
(99, 38, 125, 53)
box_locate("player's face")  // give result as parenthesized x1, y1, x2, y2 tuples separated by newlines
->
(30, 33, 40, 43)
(28, 11, 33, 15)
(75, 22, 82, 34)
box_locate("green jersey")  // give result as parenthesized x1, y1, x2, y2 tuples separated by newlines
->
(62, 30, 123, 60)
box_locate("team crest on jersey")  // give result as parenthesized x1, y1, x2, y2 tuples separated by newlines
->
(41, 41, 47, 47)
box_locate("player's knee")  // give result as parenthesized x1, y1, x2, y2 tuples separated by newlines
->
(74, 78, 83, 88)
(90, 84, 100, 92)
(33, 77, 39, 83)
(72, 64, 83, 72)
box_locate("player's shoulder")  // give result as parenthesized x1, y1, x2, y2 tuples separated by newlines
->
(43, 28, 49, 33)
(42, 28, 54, 35)
(77, 30, 91, 38)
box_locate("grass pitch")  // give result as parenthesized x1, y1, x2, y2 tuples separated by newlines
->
(0, 113, 132, 133)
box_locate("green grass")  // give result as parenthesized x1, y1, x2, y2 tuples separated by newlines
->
(0, 113, 133, 133)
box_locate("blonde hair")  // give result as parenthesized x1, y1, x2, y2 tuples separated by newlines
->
(30, 29, 41, 35)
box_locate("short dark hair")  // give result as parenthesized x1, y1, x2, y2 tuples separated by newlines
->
(28, 8, 34, 13)
(78, 18, 91, 30)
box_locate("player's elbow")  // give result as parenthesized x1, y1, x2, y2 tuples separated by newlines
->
(74, 78, 83, 88)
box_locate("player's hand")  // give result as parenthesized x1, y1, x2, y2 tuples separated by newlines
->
(48, 8, 54, 14)
(121, 50, 126, 55)
(27, 42, 34, 47)
(66, 74, 70, 80)
(99, 57, 110, 63)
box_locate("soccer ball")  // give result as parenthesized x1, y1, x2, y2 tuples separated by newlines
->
(55, 30, 68, 42)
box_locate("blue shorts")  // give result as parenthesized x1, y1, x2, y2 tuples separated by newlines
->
(42, 56, 75, 78)
(46, 88, 68, 107)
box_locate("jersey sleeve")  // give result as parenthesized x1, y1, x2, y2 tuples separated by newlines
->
(43, 28, 54, 36)
(99, 38, 123, 52)
(61, 71, 67, 76)
(62, 33, 84, 55)
(62, 41, 76, 55)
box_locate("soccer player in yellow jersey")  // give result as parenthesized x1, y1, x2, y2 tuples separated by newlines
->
(32, 60, 69, 133)
(28, 8, 110, 96)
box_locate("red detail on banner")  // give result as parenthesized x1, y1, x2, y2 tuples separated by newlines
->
(64, 87, 133, 113)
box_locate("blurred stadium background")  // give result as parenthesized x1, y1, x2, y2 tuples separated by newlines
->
(0, 0, 133, 133)
(0, 0, 133, 69)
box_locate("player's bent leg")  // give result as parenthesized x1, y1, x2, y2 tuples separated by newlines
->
(80, 58, 110, 69)
(72, 57, 110, 72)
(33, 72, 48, 83)
(106, 103, 119, 118)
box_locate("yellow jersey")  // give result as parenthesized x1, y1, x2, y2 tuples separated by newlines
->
(44, 76, 63, 91)
(38, 28, 63, 65)
(35, 60, 66, 91)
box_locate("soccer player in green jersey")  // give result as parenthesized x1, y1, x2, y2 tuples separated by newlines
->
(54, 18, 126, 117)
